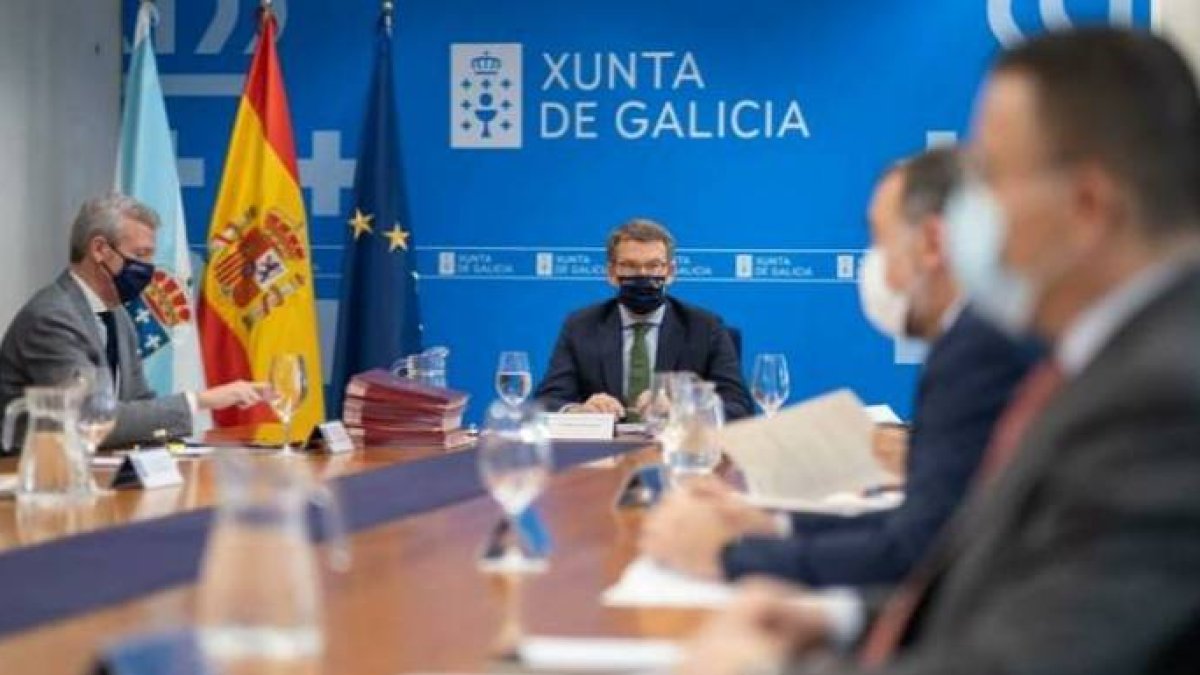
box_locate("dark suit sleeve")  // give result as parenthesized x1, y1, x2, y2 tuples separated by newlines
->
(534, 322, 582, 412)
(723, 320, 1032, 586)
(705, 321, 753, 421)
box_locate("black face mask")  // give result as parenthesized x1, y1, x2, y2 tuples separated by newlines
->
(617, 275, 667, 314)
(103, 243, 155, 304)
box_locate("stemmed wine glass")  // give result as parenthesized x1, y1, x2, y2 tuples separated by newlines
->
(75, 366, 118, 495)
(494, 351, 532, 407)
(751, 353, 790, 418)
(477, 400, 552, 572)
(268, 354, 308, 457)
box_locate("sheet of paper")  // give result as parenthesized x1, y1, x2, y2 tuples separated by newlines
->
(603, 556, 735, 608)
(519, 636, 682, 672)
(171, 445, 216, 458)
(720, 389, 894, 502)
(864, 404, 903, 425)
(744, 490, 904, 516)
(546, 413, 616, 440)
(90, 456, 125, 468)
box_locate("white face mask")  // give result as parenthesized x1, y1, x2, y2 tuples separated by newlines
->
(943, 179, 1037, 336)
(858, 247, 911, 339)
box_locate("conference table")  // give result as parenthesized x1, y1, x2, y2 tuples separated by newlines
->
(0, 432, 712, 674)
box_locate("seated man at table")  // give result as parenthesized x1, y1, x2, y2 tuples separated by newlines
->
(0, 194, 265, 450)
(675, 27, 1200, 675)
(534, 218, 752, 421)
(640, 148, 1036, 585)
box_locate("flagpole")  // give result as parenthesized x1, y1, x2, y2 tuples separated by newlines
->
(382, 0, 394, 35)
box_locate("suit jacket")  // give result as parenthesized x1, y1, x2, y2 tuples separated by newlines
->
(534, 296, 753, 421)
(722, 309, 1036, 585)
(0, 272, 192, 449)
(796, 266, 1200, 675)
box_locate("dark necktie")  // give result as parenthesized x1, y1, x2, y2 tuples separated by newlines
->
(857, 360, 1066, 667)
(97, 310, 120, 384)
(626, 323, 651, 419)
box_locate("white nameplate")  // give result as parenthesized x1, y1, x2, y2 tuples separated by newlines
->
(111, 449, 183, 490)
(316, 421, 356, 454)
(546, 413, 616, 440)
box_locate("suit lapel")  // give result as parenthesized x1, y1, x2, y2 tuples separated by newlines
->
(599, 303, 624, 395)
(655, 301, 683, 373)
(113, 310, 141, 399)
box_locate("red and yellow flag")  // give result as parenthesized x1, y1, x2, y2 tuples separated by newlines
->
(198, 9, 325, 435)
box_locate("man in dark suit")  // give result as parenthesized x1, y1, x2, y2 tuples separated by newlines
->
(0, 194, 266, 449)
(534, 218, 752, 421)
(640, 149, 1035, 585)
(676, 28, 1200, 675)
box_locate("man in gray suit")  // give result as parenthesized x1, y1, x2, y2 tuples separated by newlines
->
(676, 28, 1200, 675)
(0, 194, 265, 449)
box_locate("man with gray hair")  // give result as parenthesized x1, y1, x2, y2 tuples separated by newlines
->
(0, 193, 265, 449)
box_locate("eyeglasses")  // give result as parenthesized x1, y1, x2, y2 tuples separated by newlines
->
(613, 260, 670, 276)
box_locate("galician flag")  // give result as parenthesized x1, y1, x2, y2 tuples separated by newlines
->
(116, 0, 211, 431)
(198, 4, 326, 436)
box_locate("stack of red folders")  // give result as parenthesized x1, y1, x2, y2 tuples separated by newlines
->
(342, 369, 472, 450)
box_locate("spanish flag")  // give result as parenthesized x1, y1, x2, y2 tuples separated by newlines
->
(198, 7, 325, 436)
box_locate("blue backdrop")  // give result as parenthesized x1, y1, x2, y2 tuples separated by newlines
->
(121, 0, 1150, 423)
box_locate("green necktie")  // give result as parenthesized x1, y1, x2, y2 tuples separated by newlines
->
(626, 323, 651, 420)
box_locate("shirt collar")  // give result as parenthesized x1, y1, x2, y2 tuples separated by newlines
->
(69, 271, 111, 314)
(1057, 259, 1188, 376)
(619, 302, 667, 329)
(938, 295, 967, 334)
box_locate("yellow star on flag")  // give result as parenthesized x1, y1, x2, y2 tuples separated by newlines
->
(348, 208, 374, 240)
(384, 223, 411, 252)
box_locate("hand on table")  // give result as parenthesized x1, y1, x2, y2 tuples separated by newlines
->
(578, 393, 626, 417)
(675, 579, 834, 675)
(640, 478, 780, 580)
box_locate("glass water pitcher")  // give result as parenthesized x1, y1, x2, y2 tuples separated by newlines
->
(196, 450, 350, 664)
(2, 384, 90, 502)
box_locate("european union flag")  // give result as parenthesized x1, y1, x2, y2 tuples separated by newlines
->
(330, 10, 422, 416)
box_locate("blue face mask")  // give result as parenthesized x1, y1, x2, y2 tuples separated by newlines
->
(943, 180, 1036, 336)
(104, 242, 156, 304)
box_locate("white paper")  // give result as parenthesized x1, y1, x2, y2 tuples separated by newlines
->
(603, 556, 735, 608)
(615, 422, 649, 436)
(720, 389, 893, 502)
(744, 490, 904, 516)
(546, 413, 616, 440)
(864, 404, 903, 425)
(519, 636, 682, 672)
(171, 445, 216, 458)
(0, 473, 16, 497)
(90, 456, 125, 468)
(130, 449, 184, 489)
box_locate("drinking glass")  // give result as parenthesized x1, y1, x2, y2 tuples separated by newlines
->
(268, 354, 308, 456)
(751, 353, 790, 417)
(664, 380, 725, 484)
(75, 367, 117, 495)
(477, 400, 552, 571)
(494, 351, 532, 407)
